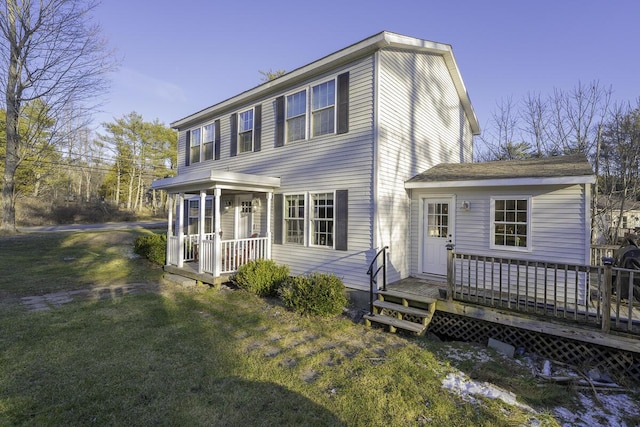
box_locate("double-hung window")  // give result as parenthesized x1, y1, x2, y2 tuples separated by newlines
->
(187, 199, 199, 234)
(285, 194, 305, 244)
(202, 123, 215, 161)
(311, 192, 334, 247)
(238, 109, 254, 153)
(189, 128, 201, 164)
(311, 80, 335, 137)
(491, 197, 530, 250)
(286, 90, 306, 142)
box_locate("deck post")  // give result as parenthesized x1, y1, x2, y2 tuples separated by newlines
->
(167, 193, 173, 265)
(266, 191, 272, 259)
(601, 257, 613, 333)
(213, 188, 222, 277)
(446, 243, 455, 301)
(198, 190, 206, 273)
(177, 193, 185, 268)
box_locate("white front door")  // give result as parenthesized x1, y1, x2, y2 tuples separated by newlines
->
(422, 198, 453, 276)
(236, 195, 253, 238)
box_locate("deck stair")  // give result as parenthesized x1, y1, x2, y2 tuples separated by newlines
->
(364, 290, 437, 335)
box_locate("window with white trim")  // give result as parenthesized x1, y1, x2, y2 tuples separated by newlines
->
(311, 192, 334, 247)
(238, 109, 254, 153)
(202, 123, 214, 161)
(286, 90, 306, 142)
(189, 128, 201, 164)
(311, 80, 335, 137)
(492, 197, 530, 250)
(187, 199, 199, 234)
(285, 194, 305, 244)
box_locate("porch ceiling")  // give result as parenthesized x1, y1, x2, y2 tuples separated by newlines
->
(151, 170, 281, 193)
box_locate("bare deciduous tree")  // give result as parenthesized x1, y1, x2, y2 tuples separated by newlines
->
(0, 0, 116, 233)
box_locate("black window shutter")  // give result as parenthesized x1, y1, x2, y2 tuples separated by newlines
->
(230, 113, 238, 157)
(337, 72, 349, 135)
(335, 190, 348, 250)
(254, 104, 262, 152)
(275, 96, 285, 147)
(273, 194, 283, 244)
(214, 119, 221, 160)
(185, 130, 191, 166)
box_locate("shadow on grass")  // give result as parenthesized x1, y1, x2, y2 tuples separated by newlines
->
(0, 291, 344, 426)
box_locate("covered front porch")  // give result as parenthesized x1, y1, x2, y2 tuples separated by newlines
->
(151, 170, 281, 281)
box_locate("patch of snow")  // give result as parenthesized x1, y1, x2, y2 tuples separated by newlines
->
(554, 392, 640, 427)
(442, 371, 534, 412)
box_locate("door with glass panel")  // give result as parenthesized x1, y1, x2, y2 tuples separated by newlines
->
(422, 199, 453, 276)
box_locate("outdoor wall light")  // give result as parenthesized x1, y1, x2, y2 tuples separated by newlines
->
(224, 200, 233, 211)
(252, 198, 261, 212)
(461, 200, 471, 211)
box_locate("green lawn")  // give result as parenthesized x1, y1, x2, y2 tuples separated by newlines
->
(0, 230, 569, 426)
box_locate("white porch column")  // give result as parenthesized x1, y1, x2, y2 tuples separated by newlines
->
(213, 188, 222, 276)
(177, 193, 185, 268)
(266, 191, 273, 259)
(166, 193, 174, 265)
(198, 190, 206, 273)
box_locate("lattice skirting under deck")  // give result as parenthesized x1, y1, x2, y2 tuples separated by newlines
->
(428, 311, 640, 384)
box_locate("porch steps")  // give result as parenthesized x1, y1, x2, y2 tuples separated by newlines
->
(364, 291, 437, 335)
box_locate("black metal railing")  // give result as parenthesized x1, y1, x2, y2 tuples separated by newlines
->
(367, 246, 388, 315)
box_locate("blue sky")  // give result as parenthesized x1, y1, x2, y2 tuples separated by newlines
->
(93, 0, 638, 133)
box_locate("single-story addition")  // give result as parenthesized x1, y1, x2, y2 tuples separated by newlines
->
(406, 155, 595, 303)
(151, 30, 594, 304)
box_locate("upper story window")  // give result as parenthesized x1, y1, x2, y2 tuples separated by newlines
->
(491, 197, 531, 251)
(202, 123, 215, 161)
(286, 90, 306, 142)
(312, 80, 335, 137)
(274, 72, 348, 148)
(189, 128, 201, 164)
(238, 109, 254, 153)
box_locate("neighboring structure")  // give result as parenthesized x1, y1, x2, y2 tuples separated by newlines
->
(151, 31, 594, 301)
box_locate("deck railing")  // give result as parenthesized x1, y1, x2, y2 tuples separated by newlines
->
(449, 251, 639, 336)
(591, 245, 618, 266)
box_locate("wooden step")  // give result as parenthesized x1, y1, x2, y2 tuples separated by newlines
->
(373, 299, 434, 318)
(363, 313, 426, 334)
(377, 289, 438, 305)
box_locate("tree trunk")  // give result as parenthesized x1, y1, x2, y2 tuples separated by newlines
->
(1, 0, 19, 234)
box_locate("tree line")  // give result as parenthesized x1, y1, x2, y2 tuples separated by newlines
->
(476, 82, 640, 244)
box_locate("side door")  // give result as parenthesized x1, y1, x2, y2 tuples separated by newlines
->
(422, 198, 453, 276)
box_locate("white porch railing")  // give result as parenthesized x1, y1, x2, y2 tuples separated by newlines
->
(167, 236, 179, 265)
(166, 234, 269, 275)
(220, 237, 268, 274)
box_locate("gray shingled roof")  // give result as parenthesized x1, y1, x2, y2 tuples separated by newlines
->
(406, 154, 594, 183)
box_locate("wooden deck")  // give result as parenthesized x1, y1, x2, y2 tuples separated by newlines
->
(164, 262, 231, 286)
(381, 276, 640, 354)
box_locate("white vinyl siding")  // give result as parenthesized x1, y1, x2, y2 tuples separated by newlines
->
(377, 48, 475, 283)
(409, 185, 589, 274)
(175, 56, 374, 290)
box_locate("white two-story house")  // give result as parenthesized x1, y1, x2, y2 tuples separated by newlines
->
(152, 31, 479, 293)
